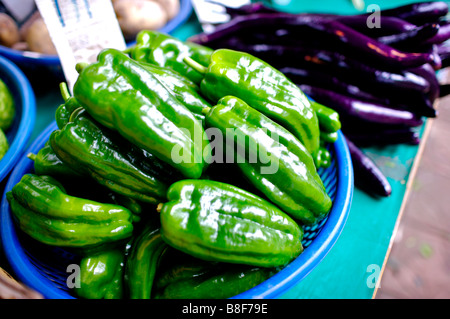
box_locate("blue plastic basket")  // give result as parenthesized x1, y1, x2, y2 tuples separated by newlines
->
(0, 0, 193, 79)
(0, 55, 36, 183)
(1, 120, 353, 299)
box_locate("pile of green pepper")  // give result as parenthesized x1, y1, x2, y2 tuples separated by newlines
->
(8, 31, 341, 299)
(0, 78, 15, 160)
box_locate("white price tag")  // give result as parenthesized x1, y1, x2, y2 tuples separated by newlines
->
(34, 0, 126, 91)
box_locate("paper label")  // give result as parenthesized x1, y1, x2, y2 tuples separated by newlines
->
(35, 0, 126, 91)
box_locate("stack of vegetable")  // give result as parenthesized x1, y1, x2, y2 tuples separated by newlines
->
(8, 31, 341, 299)
(0, 78, 15, 161)
(189, 1, 450, 197)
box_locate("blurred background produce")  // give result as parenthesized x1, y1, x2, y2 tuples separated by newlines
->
(0, 77, 15, 160)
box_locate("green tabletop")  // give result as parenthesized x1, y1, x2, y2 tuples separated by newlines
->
(3, 0, 442, 299)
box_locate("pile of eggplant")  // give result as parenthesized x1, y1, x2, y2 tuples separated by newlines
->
(189, 1, 450, 197)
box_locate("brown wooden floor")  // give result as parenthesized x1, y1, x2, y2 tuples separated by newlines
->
(374, 89, 450, 299)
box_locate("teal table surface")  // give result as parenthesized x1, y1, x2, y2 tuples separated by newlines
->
(2, 0, 443, 299)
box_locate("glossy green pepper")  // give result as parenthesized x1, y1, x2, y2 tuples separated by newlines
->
(27, 140, 81, 178)
(50, 108, 177, 204)
(184, 48, 321, 162)
(6, 174, 133, 249)
(139, 61, 212, 124)
(74, 247, 126, 299)
(154, 257, 275, 299)
(204, 96, 332, 225)
(310, 100, 341, 134)
(129, 30, 213, 84)
(124, 223, 168, 299)
(0, 128, 8, 160)
(73, 48, 211, 179)
(0, 78, 15, 131)
(55, 82, 81, 129)
(159, 179, 304, 268)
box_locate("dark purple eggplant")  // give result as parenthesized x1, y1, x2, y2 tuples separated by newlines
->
(438, 43, 450, 68)
(378, 1, 448, 25)
(439, 84, 450, 97)
(343, 128, 421, 146)
(188, 13, 328, 45)
(424, 21, 450, 44)
(282, 66, 437, 118)
(345, 136, 392, 197)
(377, 23, 440, 48)
(299, 84, 423, 127)
(190, 12, 434, 69)
(308, 19, 434, 69)
(409, 63, 440, 103)
(332, 15, 417, 38)
(216, 40, 431, 94)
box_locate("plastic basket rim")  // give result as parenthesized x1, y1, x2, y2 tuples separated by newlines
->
(0, 55, 36, 182)
(1, 120, 353, 299)
(0, 0, 193, 65)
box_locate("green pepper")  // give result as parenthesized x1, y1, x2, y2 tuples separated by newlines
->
(50, 108, 177, 204)
(73, 48, 211, 179)
(124, 223, 168, 299)
(55, 82, 82, 129)
(184, 48, 321, 162)
(139, 61, 212, 124)
(310, 100, 341, 133)
(203, 96, 332, 225)
(159, 179, 303, 268)
(154, 257, 275, 299)
(6, 174, 133, 249)
(27, 140, 81, 178)
(129, 30, 213, 84)
(320, 131, 338, 144)
(74, 247, 126, 299)
(0, 78, 15, 131)
(0, 128, 8, 160)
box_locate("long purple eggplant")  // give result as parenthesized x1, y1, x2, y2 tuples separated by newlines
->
(190, 12, 434, 69)
(282, 66, 437, 118)
(345, 136, 392, 197)
(377, 23, 440, 48)
(340, 122, 421, 151)
(332, 15, 417, 38)
(214, 40, 431, 94)
(424, 21, 450, 45)
(410, 63, 441, 104)
(299, 84, 423, 127)
(439, 84, 450, 97)
(188, 13, 328, 45)
(221, 3, 418, 38)
(378, 1, 448, 25)
(309, 19, 435, 69)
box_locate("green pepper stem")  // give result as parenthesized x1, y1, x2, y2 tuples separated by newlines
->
(75, 62, 89, 74)
(123, 46, 134, 56)
(68, 107, 84, 123)
(183, 56, 207, 74)
(156, 203, 163, 213)
(27, 153, 36, 161)
(201, 107, 211, 115)
(59, 82, 71, 102)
